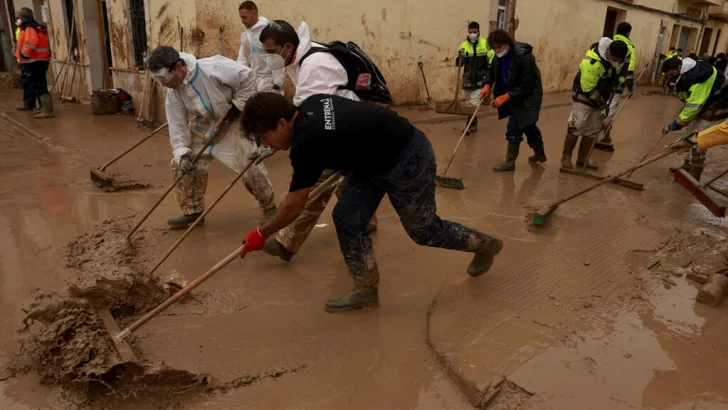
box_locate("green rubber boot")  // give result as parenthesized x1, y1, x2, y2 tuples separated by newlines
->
(325, 287, 379, 312)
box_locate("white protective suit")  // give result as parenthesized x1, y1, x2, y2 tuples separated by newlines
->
(273, 22, 377, 255)
(166, 53, 275, 215)
(237, 16, 283, 92)
(285, 21, 359, 106)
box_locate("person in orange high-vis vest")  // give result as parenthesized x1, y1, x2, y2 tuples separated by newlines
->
(16, 7, 53, 118)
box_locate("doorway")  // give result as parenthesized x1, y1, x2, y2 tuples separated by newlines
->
(700, 27, 713, 56)
(603, 7, 626, 38)
(679, 28, 690, 54)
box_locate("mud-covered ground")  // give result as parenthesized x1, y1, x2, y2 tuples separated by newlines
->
(0, 88, 727, 409)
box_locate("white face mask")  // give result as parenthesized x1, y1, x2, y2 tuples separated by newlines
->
(151, 67, 175, 86)
(16, 19, 22, 26)
(496, 46, 509, 58)
(468, 33, 479, 42)
(610, 60, 620, 68)
(266, 48, 289, 70)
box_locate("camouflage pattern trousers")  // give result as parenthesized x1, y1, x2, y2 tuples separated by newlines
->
(333, 128, 498, 289)
(172, 123, 275, 216)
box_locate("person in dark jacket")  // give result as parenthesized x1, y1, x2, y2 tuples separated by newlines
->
(479, 29, 545, 171)
(716, 53, 727, 74)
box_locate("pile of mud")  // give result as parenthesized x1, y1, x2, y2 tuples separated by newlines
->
(14, 216, 181, 386)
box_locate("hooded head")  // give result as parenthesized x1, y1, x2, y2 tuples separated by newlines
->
(148, 46, 188, 89)
(597, 37, 627, 68)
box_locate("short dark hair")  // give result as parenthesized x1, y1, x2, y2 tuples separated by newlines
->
(259, 20, 300, 50)
(669, 46, 676, 51)
(487, 29, 513, 48)
(616, 22, 632, 36)
(610, 40, 629, 60)
(18, 7, 33, 19)
(242, 92, 298, 137)
(718, 53, 726, 60)
(239, 1, 258, 11)
(468, 22, 480, 30)
(678, 48, 683, 52)
(662, 57, 681, 73)
(148, 46, 183, 71)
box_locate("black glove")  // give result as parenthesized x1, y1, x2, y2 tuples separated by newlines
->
(178, 154, 194, 176)
(626, 77, 635, 93)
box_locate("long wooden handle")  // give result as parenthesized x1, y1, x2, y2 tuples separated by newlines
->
(116, 245, 245, 340)
(126, 118, 232, 240)
(553, 146, 682, 207)
(100, 122, 168, 171)
(117, 169, 345, 340)
(145, 150, 276, 277)
(441, 99, 484, 176)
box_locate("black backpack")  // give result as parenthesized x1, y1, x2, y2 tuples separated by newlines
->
(299, 41, 394, 104)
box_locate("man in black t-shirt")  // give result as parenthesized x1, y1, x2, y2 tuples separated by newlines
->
(240, 92, 504, 312)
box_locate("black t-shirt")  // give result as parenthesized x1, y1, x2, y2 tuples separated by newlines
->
(288, 94, 415, 191)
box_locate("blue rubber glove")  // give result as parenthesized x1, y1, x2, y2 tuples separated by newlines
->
(663, 122, 682, 135)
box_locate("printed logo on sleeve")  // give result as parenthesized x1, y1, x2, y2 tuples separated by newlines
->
(321, 97, 336, 131)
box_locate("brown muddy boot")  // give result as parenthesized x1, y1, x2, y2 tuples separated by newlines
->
(262, 238, 294, 262)
(576, 135, 598, 170)
(467, 236, 504, 277)
(325, 287, 379, 312)
(493, 143, 520, 172)
(600, 130, 612, 144)
(560, 133, 578, 169)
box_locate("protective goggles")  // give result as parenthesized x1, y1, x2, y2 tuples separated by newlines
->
(150, 67, 174, 84)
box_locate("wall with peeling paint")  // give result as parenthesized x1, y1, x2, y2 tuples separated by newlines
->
(40, 0, 728, 114)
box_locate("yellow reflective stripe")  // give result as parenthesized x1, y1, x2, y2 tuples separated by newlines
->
(679, 68, 717, 123)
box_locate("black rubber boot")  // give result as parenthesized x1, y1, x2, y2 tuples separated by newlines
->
(528, 142, 548, 163)
(465, 116, 478, 135)
(325, 287, 379, 312)
(16, 105, 33, 111)
(669, 160, 690, 173)
(576, 136, 598, 170)
(467, 237, 504, 277)
(688, 165, 704, 181)
(561, 133, 579, 169)
(493, 143, 520, 172)
(262, 238, 294, 262)
(601, 130, 612, 144)
(167, 212, 204, 229)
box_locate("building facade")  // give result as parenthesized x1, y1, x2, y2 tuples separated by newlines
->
(3, 0, 728, 120)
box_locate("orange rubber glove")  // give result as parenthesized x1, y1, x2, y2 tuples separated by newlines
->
(493, 93, 511, 108)
(480, 85, 491, 99)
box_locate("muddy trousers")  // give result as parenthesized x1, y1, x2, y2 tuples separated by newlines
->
(563, 102, 602, 165)
(333, 129, 496, 288)
(275, 170, 378, 254)
(172, 131, 275, 216)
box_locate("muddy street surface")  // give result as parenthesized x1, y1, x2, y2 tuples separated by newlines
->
(0, 88, 727, 409)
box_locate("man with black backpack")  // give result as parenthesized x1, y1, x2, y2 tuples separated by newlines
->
(257, 19, 390, 262)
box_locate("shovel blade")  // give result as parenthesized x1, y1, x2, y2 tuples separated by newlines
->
(90, 167, 114, 187)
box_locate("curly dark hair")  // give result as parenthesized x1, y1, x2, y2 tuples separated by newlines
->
(487, 29, 513, 48)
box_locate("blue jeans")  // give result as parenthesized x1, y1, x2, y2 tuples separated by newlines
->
(505, 115, 544, 149)
(332, 129, 496, 288)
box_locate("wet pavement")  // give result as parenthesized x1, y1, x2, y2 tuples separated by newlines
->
(0, 87, 727, 409)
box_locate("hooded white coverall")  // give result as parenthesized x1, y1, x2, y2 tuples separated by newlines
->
(273, 22, 376, 255)
(167, 53, 275, 216)
(237, 16, 283, 92)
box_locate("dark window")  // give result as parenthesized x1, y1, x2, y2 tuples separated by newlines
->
(64, 0, 79, 61)
(130, 0, 148, 68)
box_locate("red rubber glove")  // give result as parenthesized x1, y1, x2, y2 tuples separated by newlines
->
(493, 93, 511, 108)
(480, 84, 491, 99)
(241, 227, 267, 257)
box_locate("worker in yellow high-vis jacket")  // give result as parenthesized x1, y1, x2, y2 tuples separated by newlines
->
(676, 120, 728, 150)
(662, 57, 728, 181)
